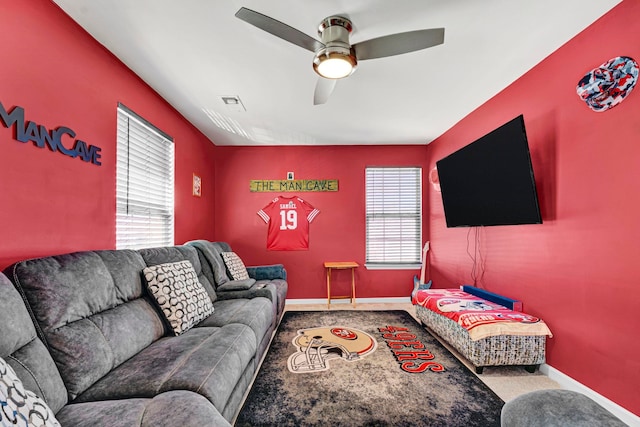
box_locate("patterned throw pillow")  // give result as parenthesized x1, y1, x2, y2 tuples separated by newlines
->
(221, 252, 250, 281)
(143, 260, 214, 336)
(0, 356, 61, 427)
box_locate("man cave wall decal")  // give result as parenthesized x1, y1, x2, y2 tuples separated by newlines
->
(0, 101, 102, 166)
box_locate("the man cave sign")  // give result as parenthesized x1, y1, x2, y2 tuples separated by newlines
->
(1, 101, 102, 166)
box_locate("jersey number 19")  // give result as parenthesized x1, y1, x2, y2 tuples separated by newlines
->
(279, 210, 298, 230)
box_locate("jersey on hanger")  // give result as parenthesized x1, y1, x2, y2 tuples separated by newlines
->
(257, 196, 320, 250)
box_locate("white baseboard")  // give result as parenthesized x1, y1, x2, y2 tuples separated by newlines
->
(285, 297, 412, 305)
(540, 364, 639, 426)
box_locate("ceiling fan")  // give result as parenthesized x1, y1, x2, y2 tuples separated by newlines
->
(235, 7, 445, 105)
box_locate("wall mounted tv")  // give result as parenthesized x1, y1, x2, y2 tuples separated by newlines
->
(436, 115, 542, 228)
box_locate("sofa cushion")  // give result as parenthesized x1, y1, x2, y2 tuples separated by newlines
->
(74, 324, 257, 415)
(220, 252, 250, 280)
(0, 356, 61, 426)
(143, 261, 214, 335)
(0, 272, 68, 414)
(185, 240, 233, 286)
(5, 250, 167, 400)
(197, 298, 273, 349)
(56, 390, 231, 427)
(4, 339, 68, 416)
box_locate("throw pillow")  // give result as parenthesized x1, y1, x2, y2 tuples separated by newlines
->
(221, 252, 250, 281)
(143, 261, 214, 336)
(0, 356, 61, 426)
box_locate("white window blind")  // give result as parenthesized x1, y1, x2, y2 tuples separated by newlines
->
(365, 167, 422, 268)
(116, 104, 174, 249)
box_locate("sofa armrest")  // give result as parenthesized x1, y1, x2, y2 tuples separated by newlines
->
(461, 285, 523, 311)
(216, 285, 276, 303)
(246, 264, 287, 281)
(217, 279, 256, 292)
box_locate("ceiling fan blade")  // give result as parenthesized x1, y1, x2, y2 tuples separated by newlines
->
(235, 7, 324, 53)
(313, 78, 337, 105)
(354, 28, 445, 61)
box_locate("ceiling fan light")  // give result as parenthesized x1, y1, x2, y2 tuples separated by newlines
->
(313, 48, 357, 79)
(317, 57, 352, 78)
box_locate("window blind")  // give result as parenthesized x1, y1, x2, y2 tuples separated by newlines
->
(365, 167, 422, 267)
(116, 104, 174, 249)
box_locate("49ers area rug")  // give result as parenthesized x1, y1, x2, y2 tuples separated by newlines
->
(235, 310, 503, 426)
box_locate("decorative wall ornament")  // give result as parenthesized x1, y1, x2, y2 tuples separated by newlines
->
(429, 166, 441, 192)
(576, 56, 638, 112)
(193, 174, 202, 197)
(250, 179, 338, 192)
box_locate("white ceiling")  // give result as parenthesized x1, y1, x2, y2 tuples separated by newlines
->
(52, 0, 620, 146)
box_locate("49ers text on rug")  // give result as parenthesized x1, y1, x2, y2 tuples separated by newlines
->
(379, 325, 445, 373)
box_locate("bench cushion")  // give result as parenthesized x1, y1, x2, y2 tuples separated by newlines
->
(413, 288, 552, 340)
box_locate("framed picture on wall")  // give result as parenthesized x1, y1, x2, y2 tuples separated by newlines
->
(193, 174, 202, 197)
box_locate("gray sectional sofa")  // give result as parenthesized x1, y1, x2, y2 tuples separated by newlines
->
(0, 241, 287, 426)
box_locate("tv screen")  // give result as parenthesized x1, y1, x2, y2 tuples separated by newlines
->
(436, 115, 542, 227)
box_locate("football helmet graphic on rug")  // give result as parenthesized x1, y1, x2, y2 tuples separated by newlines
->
(287, 326, 377, 373)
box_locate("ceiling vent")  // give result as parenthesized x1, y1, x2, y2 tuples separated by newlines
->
(221, 96, 246, 112)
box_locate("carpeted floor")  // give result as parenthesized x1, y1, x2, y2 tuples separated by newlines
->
(235, 310, 504, 426)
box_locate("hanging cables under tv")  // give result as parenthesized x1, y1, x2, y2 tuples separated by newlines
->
(466, 227, 486, 287)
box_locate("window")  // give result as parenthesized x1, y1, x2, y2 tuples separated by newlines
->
(116, 104, 174, 249)
(365, 167, 422, 269)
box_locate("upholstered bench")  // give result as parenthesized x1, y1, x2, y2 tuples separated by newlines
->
(501, 389, 627, 426)
(413, 285, 552, 374)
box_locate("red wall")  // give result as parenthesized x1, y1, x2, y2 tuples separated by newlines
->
(2, 0, 637, 417)
(214, 145, 429, 299)
(0, 0, 217, 269)
(426, 1, 639, 415)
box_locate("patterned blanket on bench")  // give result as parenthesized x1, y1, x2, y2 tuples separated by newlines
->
(412, 289, 553, 340)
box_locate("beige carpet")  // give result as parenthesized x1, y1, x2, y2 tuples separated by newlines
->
(285, 301, 561, 403)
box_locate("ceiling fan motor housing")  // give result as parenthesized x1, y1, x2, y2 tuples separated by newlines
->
(318, 16, 352, 43)
(313, 16, 357, 78)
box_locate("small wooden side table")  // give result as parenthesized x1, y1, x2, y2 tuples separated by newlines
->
(324, 261, 359, 309)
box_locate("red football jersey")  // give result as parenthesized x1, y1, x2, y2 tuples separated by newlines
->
(257, 196, 320, 250)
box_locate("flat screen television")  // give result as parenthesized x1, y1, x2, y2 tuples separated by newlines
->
(436, 115, 542, 227)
